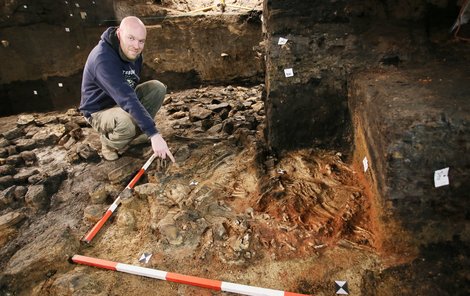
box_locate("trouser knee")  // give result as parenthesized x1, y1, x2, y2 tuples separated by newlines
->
(135, 80, 167, 118)
(93, 107, 136, 150)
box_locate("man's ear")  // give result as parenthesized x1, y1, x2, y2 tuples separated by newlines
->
(116, 28, 121, 40)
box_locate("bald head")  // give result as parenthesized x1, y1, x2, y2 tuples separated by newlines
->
(117, 16, 147, 61)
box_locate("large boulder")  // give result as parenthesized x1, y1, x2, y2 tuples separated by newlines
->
(2, 226, 80, 292)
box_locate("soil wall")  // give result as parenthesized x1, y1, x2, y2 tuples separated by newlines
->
(262, 0, 459, 152)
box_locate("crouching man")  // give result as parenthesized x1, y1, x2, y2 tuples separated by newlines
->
(80, 16, 174, 162)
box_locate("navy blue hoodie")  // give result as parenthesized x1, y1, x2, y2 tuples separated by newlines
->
(80, 27, 158, 136)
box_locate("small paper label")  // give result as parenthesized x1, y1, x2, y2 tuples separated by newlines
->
(278, 37, 288, 45)
(363, 157, 368, 172)
(58, 83, 63, 87)
(434, 167, 449, 187)
(65, 27, 70, 32)
(284, 68, 294, 77)
(33, 90, 38, 95)
(75, 3, 80, 7)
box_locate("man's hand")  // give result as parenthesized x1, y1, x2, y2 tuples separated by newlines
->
(150, 133, 175, 163)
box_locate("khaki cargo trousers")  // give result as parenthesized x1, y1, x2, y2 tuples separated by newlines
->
(89, 80, 166, 151)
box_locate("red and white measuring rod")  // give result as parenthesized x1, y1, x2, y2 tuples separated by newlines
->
(81, 154, 157, 244)
(72, 255, 311, 296)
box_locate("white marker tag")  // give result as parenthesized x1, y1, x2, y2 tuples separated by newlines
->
(75, 3, 80, 7)
(335, 280, 349, 295)
(33, 90, 38, 95)
(138, 253, 152, 264)
(58, 83, 63, 87)
(80, 11, 87, 19)
(363, 156, 368, 172)
(23, 5, 27, 9)
(434, 167, 449, 187)
(284, 68, 294, 77)
(65, 27, 70, 32)
(278, 37, 288, 45)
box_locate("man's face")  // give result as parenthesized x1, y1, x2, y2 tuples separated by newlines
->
(117, 24, 146, 61)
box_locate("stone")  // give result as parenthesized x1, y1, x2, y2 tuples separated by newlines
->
(6, 146, 17, 156)
(0, 138, 10, 148)
(69, 127, 83, 140)
(243, 101, 253, 108)
(189, 106, 212, 122)
(134, 183, 160, 198)
(0, 186, 16, 209)
(207, 102, 230, 111)
(83, 205, 105, 223)
(174, 145, 191, 162)
(164, 183, 190, 204)
(88, 185, 108, 204)
(171, 111, 187, 119)
(14, 185, 27, 200)
(48, 271, 111, 295)
(251, 101, 264, 114)
(17, 114, 36, 125)
(19, 151, 37, 165)
(32, 124, 65, 147)
(0, 148, 7, 158)
(34, 115, 58, 126)
(222, 119, 235, 134)
(108, 161, 140, 184)
(72, 116, 88, 127)
(43, 167, 67, 195)
(213, 220, 228, 240)
(3, 226, 80, 284)
(116, 209, 136, 230)
(64, 121, 80, 133)
(5, 155, 23, 166)
(157, 210, 183, 245)
(0, 211, 26, 231)
(66, 108, 80, 116)
(118, 188, 134, 205)
(0, 175, 14, 190)
(2, 127, 24, 140)
(66, 149, 80, 164)
(13, 168, 39, 183)
(172, 118, 192, 129)
(0, 164, 16, 176)
(28, 173, 44, 184)
(57, 134, 71, 146)
(24, 125, 40, 138)
(201, 118, 215, 130)
(56, 114, 70, 124)
(206, 123, 223, 135)
(25, 184, 48, 210)
(77, 143, 100, 162)
(0, 211, 26, 248)
(105, 184, 121, 197)
(14, 139, 36, 152)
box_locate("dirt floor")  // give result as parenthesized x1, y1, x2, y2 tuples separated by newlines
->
(0, 85, 390, 295)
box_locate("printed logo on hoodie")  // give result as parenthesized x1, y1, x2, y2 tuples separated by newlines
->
(123, 69, 138, 88)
